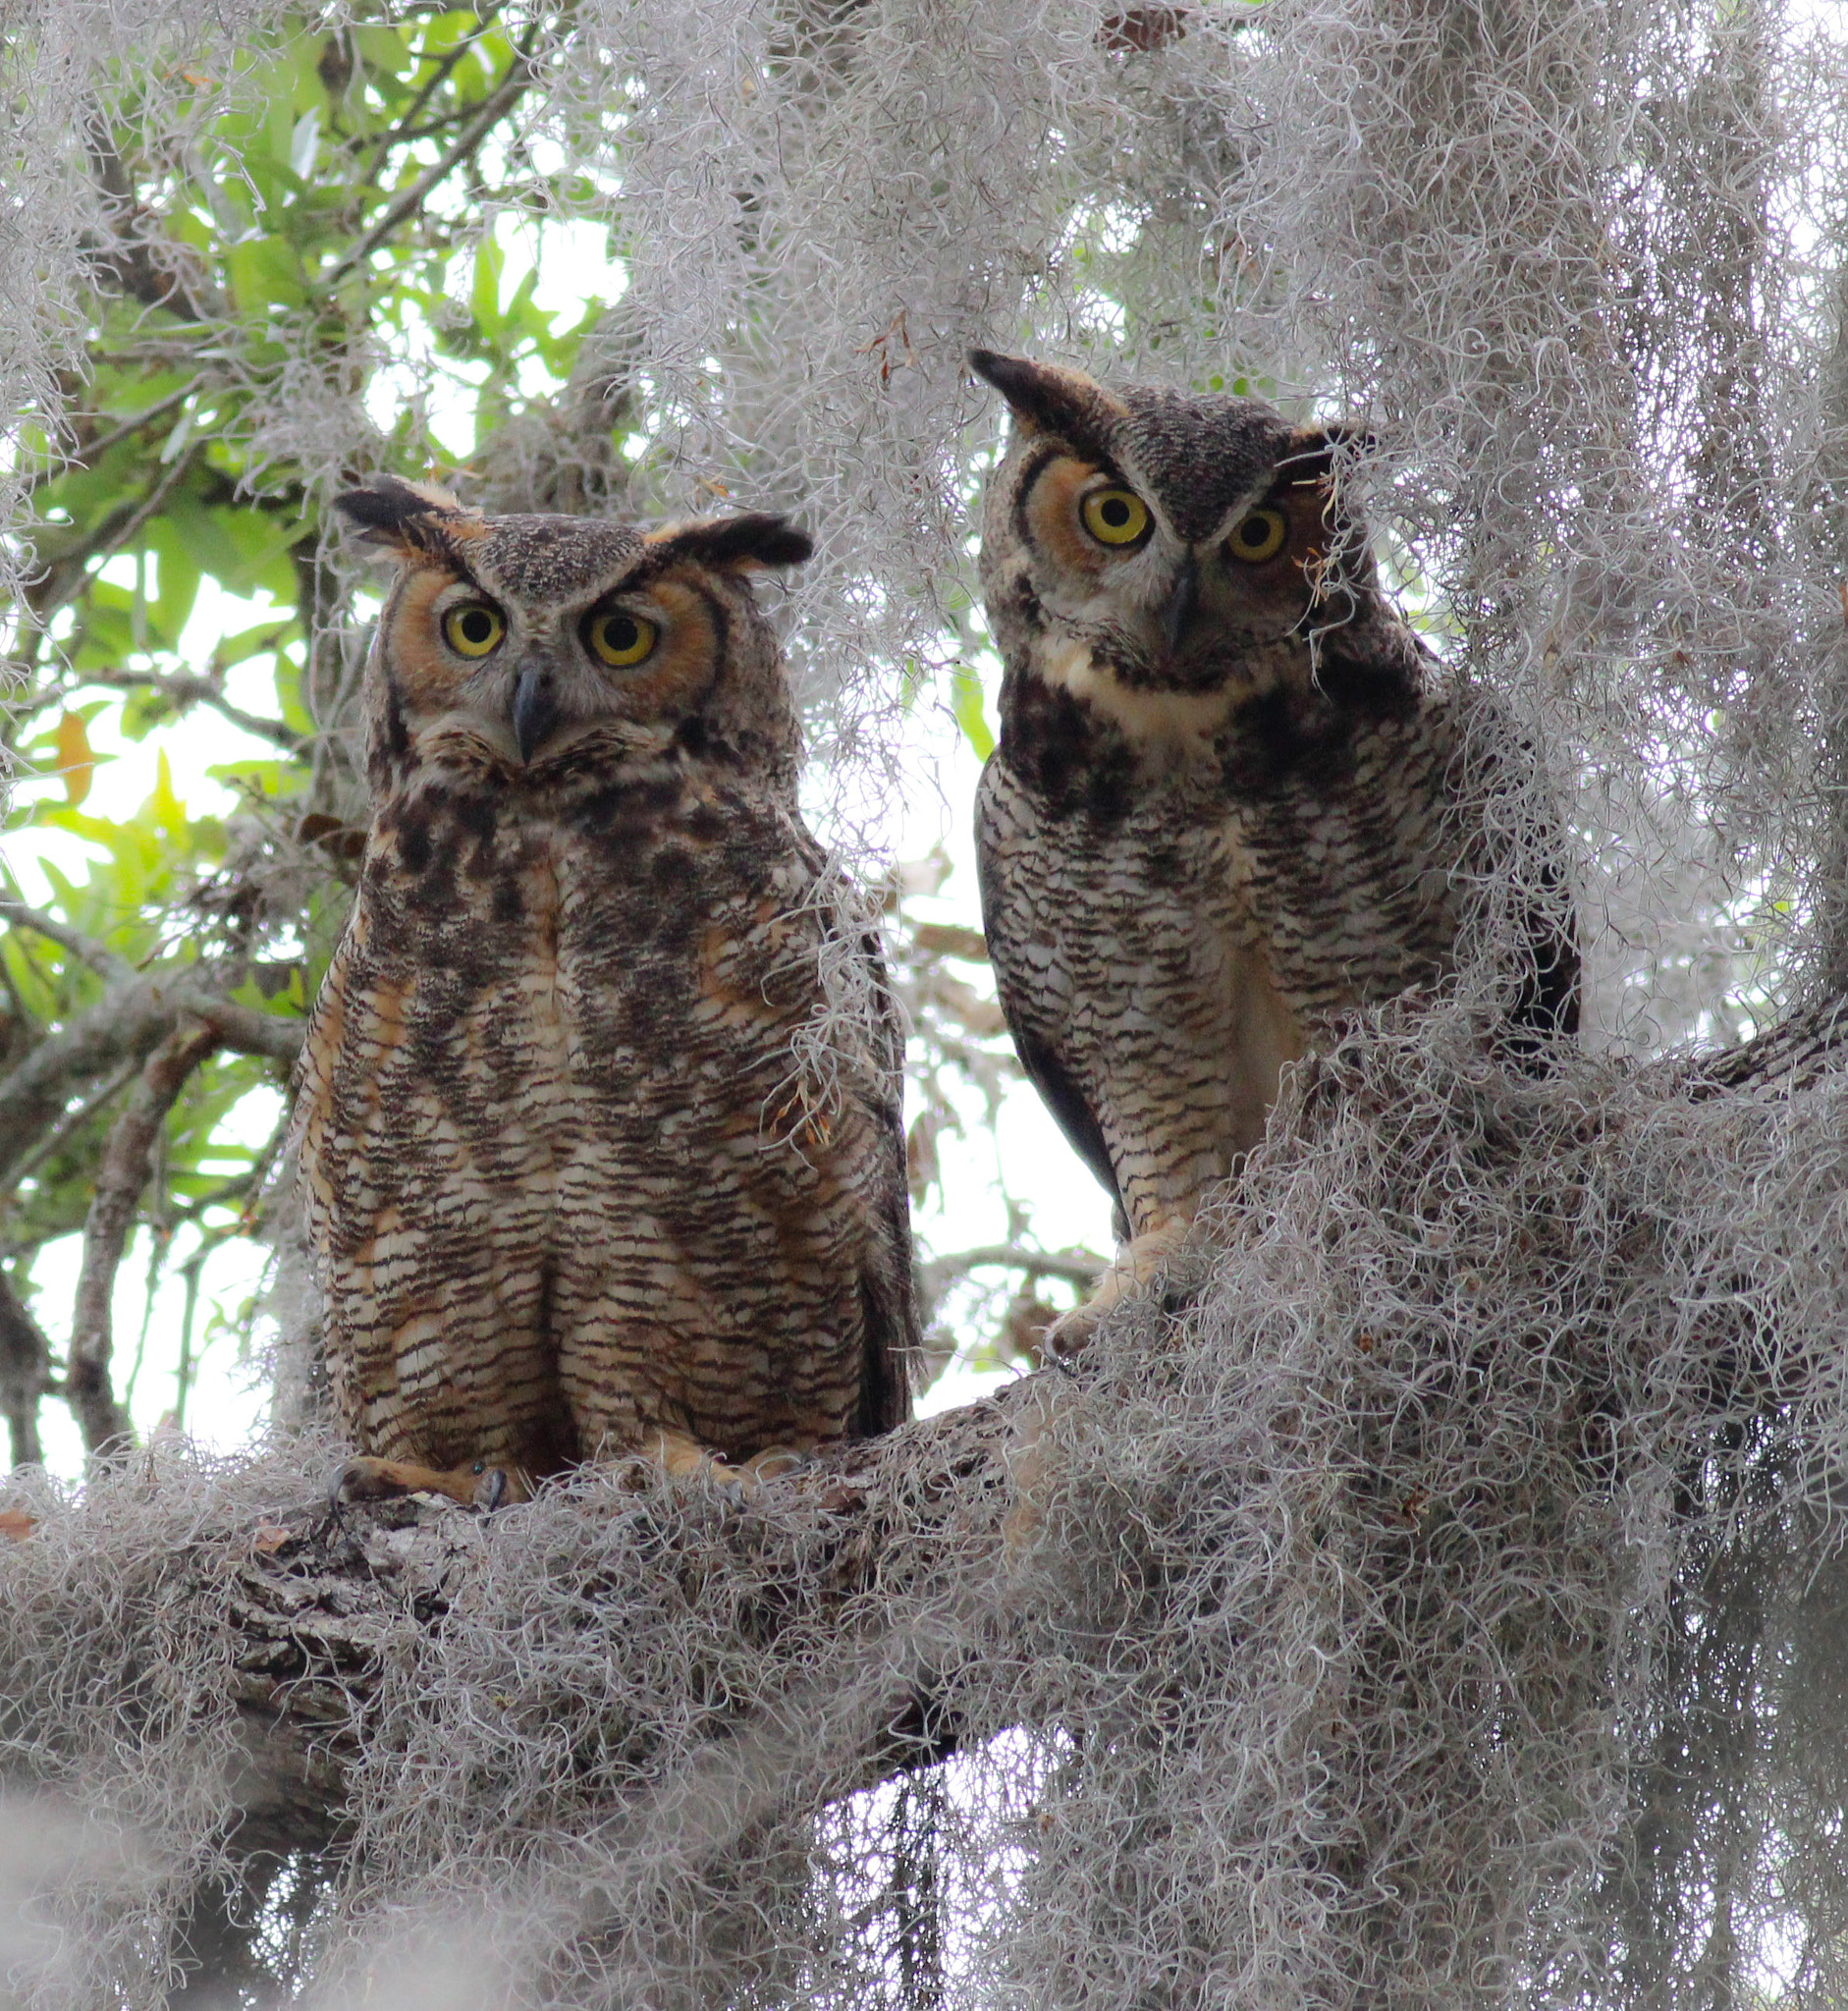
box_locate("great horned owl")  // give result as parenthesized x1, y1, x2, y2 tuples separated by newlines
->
(294, 477, 916, 1503)
(970, 352, 1578, 1346)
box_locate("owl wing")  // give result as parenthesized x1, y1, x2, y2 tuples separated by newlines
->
(782, 823, 918, 1437)
(974, 754, 1127, 1225)
(854, 919, 921, 1435)
(1432, 676, 1582, 1052)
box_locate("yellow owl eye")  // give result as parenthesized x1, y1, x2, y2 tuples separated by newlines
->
(584, 610, 659, 668)
(442, 602, 506, 657)
(1080, 487, 1152, 548)
(1226, 508, 1289, 564)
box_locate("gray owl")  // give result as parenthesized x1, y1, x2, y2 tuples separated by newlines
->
(294, 477, 916, 1504)
(969, 352, 1578, 1347)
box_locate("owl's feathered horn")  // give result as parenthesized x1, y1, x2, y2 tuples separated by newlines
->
(969, 350, 1126, 462)
(334, 475, 480, 558)
(647, 514, 814, 572)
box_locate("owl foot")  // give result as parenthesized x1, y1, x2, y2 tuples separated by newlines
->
(333, 1454, 522, 1511)
(1001, 1378, 1063, 1560)
(641, 1433, 808, 1494)
(1043, 1221, 1192, 1359)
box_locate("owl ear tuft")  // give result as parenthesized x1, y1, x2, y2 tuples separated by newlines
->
(1277, 423, 1377, 485)
(660, 514, 814, 572)
(334, 474, 475, 557)
(969, 350, 1120, 457)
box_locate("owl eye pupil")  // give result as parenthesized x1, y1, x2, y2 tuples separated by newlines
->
(603, 617, 638, 653)
(1100, 497, 1131, 528)
(459, 609, 495, 645)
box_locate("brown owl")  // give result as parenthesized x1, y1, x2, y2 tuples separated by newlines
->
(970, 353, 1577, 1348)
(293, 477, 916, 1504)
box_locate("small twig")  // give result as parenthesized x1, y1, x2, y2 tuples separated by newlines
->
(350, 14, 501, 189)
(77, 668, 304, 750)
(0, 1270, 51, 1467)
(29, 377, 202, 493)
(67, 1021, 221, 1456)
(921, 1245, 1107, 1291)
(27, 447, 202, 626)
(325, 26, 543, 286)
(0, 897, 136, 986)
(7, 1056, 140, 1188)
(173, 1248, 207, 1432)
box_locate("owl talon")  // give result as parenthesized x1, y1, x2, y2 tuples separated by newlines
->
(333, 1454, 518, 1511)
(742, 1445, 808, 1483)
(638, 1434, 809, 1494)
(1045, 1222, 1191, 1359)
(1043, 1304, 1101, 1361)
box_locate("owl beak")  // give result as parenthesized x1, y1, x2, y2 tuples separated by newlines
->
(512, 668, 560, 764)
(1160, 555, 1199, 656)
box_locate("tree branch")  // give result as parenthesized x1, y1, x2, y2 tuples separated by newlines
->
(6, 1057, 139, 1192)
(211, 1375, 1033, 1856)
(0, 972, 302, 1189)
(920, 1244, 1106, 1291)
(83, 129, 227, 325)
(25, 446, 202, 626)
(68, 1022, 221, 1453)
(0, 897, 136, 985)
(324, 27, 544, 286)
(9, 998, 1846, 1857)
(29, 377, 202, 492)
(180, 994, 305, 1065)
(75, 669, 304, 751)
(0, 1270, 50, 1467)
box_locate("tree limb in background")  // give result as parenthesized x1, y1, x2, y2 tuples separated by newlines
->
(83, 128, 227, 325)
(74, 669, 306, 751)
(324, 23, 547, 287)
(67, 1021, 221, 1453)
(920, 1245, 1106, 1295)
(26, 377, 200, 496)
(0, 1271, 51, 1467)
(0, 897, 136, 985)
(0, 969, 303, 1188)
(347, 12, 504, 189)
(6, 1058, 140, 1191)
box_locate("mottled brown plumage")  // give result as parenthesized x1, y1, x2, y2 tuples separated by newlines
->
(294, 477, 915, 1501)
(969, 353, 1577, 1346)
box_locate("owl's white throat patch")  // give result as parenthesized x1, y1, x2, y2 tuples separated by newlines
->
(1032, 635, 1247, 743)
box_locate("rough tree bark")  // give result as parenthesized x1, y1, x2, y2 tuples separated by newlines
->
(207, 1374, 1030, 1855)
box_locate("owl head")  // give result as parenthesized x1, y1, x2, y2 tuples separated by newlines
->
(970, 352, 1414, 708)
(335, 476, 814, 793)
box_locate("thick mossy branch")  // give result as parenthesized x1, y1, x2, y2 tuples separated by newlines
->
(133, 1375, 1034, 1857)
(9, 998, 1844, 1875)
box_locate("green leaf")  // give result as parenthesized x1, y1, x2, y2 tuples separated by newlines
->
(472, 233, 507, 329)
(216, 618, 294, 668)
(150, 749, 187, 834)
(144, 518, 202, 647)
(950, 664, 995, 761)
(227, 234, 308, 317)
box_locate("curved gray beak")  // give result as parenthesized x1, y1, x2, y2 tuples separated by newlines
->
(1160, 554, 1199, 655)
(513, 668, 560, 764)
